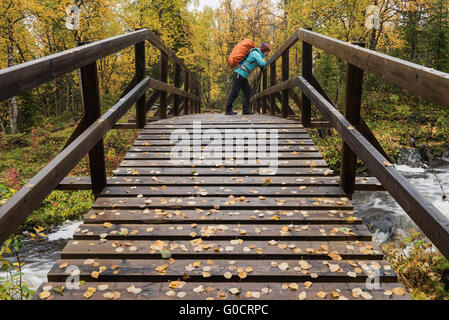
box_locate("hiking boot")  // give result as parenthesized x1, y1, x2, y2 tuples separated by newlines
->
(225, 111, 237, 115)
(242, 111, 254, 115)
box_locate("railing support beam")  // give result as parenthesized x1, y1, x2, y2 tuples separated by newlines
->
(270, 62, 276, 115)
(173, 63, 181, 116)
(262, 69, 268, 113)
(80, 60, 106, 198)
(184, 73, 190, 115)
(135, 41, 146, 128)
(340, 42, 365, 198)
(159, 51, 168, 119)
(282, 49, 290, 118)
(301, 36, 312, 126)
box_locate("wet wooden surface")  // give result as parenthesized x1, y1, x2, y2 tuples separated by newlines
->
(35, 114, 407, 300)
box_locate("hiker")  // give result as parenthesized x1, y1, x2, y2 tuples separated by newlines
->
(226, 42, 271, 115)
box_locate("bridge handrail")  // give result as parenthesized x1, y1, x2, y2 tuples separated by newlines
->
(0, 29, 200, 102)
(252, 28, 449, 109)
(298, 76, 449, 259)
(0, 30, 201, 245)
(249, 28, 449, 260)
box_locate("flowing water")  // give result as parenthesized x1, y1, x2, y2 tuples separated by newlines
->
(0, 220, 82, 293)
(2, 157, 448, 294)
(352, 158, 449, 242)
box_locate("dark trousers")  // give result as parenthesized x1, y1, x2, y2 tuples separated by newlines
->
(226, 72, 250, 113)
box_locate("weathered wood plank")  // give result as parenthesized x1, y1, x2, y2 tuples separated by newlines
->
(136, 133, 311, 140)
(46, 258, 395, 283)
(100, 185, 344, 198)
(124, 152, 323, 160)
(111, 167, 332, 176)
(60, 239, 383, 260)
(58, 176, 383, 191)
(73, 223, 369, 241)
(34, 281, 409, 300)
(140, 128, 307, 133)
(83, 209, 360, 225)
(118, 159, 327, 168)
(0, 29, 149, 101)
(298, 28, 449, 109)
(133, 138, 316, 146)
(129, 145, 319, 152)
(92, 196, 353, 210)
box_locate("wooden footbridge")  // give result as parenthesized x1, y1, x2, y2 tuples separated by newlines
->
(1, 28, 448, 301)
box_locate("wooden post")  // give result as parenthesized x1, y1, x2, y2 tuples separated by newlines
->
(196, 82, 201, 113)
(135, 41, 146, 128)
(159, 50, 168, 119)
(257, 75, 262, 113)
(191, 80, 194, 114)
(197, 81, 202, 113)
(79, 59, 106, 198)
(184, 72, 190, 114)
(282, 49, 290, 118)
(302, 29, 312, 126)
(195, 82, 200, 113)
(262, 68, 267, 113)
(189, 76, 194, 114)
(270, 62, 276, 115)
(192, 82, 196, 113)
(250, 81, 254, 112)
(173, 63, 181, 116)
(340, 42, 365, 198)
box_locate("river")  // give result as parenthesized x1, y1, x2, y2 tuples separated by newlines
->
(1, 157, 448, 295)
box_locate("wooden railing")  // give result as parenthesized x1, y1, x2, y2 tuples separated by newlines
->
(249, 28, 449, 259)
(0, 29, 201, 245)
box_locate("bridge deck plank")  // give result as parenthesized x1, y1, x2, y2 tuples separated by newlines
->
(35, 114, 406, 300)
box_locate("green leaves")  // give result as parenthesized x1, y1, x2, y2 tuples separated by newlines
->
(0, 235, 35, 300)
(160, 249, 172, 259)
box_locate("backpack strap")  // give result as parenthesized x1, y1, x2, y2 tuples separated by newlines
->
(238, 48, 258, 71)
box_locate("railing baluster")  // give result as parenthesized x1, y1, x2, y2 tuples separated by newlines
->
(262, 69, 267, 113)
(270, 62, 276, 115)
(192, 77, 196, 114)
(282, 49, 290, 118)
(250, 81, 254, 113)
(196, 82, 201, 113)
(256, 73, 262, 113)
(340, 42, 365, 198)
(184, 72, 190, 114)
(302, 36, 312, 126)
(80, 59, 106, 198)
(135, 41, 146, 128)
(198, 82, 202, 113)
(173, 63, 181, 116)
(189, 75, 193, 114)
(195, 82, 200, 113)
(159, 50, 168, 119)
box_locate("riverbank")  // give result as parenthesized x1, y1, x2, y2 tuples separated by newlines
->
(351, 161, 449, 299)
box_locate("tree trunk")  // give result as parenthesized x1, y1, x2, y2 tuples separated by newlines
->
(7, 27, 18, 134)
(0, 119, 5, 134)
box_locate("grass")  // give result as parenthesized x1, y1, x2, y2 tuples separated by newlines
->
(0, 106, 139, 233)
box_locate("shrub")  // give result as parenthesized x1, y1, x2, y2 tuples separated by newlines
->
(382, 229, 449, 300)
